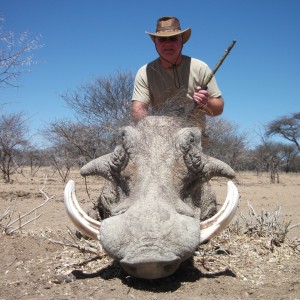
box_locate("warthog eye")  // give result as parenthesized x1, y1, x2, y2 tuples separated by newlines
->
(110, 145, 128, 173)
(176, 128, 202, 154)
(175, 128, 203, 174)
(120, 126, 140, 156)
(110, 126, 140, 173)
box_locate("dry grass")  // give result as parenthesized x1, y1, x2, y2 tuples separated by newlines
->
(195, 202, 300, 286)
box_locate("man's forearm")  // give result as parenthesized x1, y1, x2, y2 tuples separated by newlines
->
(205, 97, 224, 116)
(132, 100, 148, 122)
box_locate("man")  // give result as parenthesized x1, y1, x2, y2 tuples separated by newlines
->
(131, 16, 224, 131)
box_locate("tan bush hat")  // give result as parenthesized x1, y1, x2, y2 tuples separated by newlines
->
(146, 16, 191, 44)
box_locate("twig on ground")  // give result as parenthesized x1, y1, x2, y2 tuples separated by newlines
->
(288, 222, 300, 231)
(7, 213, 44, 234)
(0, 207, 10, 223)
(47, 227, 103, 257)
(1, 176, 53, 235)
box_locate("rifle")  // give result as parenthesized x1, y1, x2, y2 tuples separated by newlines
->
(185, 39, 236, 114)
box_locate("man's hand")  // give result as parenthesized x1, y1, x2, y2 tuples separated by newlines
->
(193, 86, 209, 108)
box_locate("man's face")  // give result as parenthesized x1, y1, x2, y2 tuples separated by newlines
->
(155, 34, 183, 64)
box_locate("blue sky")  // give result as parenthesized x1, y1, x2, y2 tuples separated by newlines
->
(1, 0, 299, 147)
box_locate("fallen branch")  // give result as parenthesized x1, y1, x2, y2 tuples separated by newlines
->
(288, 222, 300, 231)
(5, 199, 50, 231)
(7, 213, 44, 234)
(0, 207, 11, 223)
(1, 176, 53, 235)
(47, 227, 104, 257)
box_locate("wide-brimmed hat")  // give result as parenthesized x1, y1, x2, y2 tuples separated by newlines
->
(146, 16, 191, 44)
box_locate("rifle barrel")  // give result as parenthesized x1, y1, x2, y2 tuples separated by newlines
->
(202, 40, 236, 89)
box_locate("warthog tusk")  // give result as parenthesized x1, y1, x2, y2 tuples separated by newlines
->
(65, 180, 238, 244)
(199, 180, 239, 243)
(64, 180, 100, 240)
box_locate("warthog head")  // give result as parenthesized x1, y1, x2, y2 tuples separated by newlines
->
(64, 116, 239, 279)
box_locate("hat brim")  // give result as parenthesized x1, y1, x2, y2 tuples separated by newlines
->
(145, 28, 191, 44)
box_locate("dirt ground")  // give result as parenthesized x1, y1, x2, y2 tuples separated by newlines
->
(0, 169, 299, 300)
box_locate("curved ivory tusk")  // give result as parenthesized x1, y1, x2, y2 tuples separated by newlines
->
(200, 181, 239, 244)
(64, 180, 101, 240)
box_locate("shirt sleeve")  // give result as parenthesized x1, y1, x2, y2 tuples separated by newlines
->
(132, 65, 151, 105)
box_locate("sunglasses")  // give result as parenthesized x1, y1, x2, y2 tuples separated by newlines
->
(156, 36, 181, 43)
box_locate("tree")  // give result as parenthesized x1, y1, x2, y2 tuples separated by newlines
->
(277, 143, 299, 173)
(16, 145, 47, 177)
(0, 112, 29, 182)
(265, 112, 300, 151)
(205, 117, 250, 170)
(0, 18, 42, 89)
(251, 141, 281, 183)
(61, 71, 133, 128)
(43, 120, 115, 164)
(45, 71, 135, 176)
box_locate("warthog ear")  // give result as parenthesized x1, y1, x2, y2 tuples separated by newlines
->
(80, 126, 140, 180)
(198, 154, 236, 181)
(184, 151, 236, 181)
(80, 153, 113, 179)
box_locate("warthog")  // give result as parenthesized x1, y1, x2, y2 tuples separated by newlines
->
(64, 116, 239, 279)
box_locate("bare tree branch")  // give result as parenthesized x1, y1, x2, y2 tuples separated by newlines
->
(0, 18, 42, 88)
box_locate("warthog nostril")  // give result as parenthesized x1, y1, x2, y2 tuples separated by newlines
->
(125, 265, 137, 274)
(120, 256, 181, 279)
